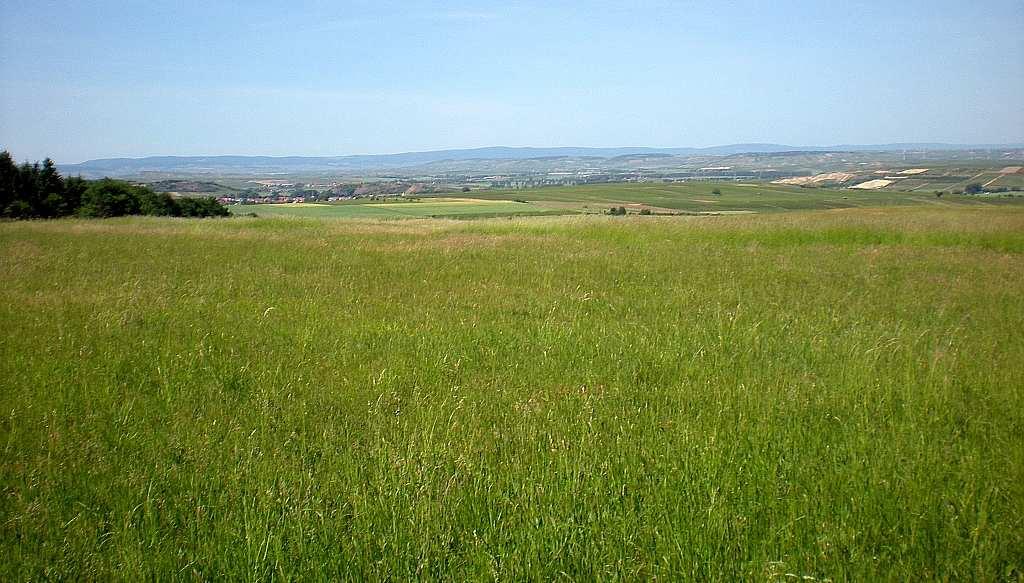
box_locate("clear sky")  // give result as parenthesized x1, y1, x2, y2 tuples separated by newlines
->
(1, 0, 1022, 163)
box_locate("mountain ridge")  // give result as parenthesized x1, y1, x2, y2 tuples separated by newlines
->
(60, 143, 1024, 176)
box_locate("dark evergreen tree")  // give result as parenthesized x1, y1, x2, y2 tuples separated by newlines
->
(0, 151, 230, 219)
(39, 159, 66, 218)
(0, 151, 17, 216)
(62, 177, 88, 216)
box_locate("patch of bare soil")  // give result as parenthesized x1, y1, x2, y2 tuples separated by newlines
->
(850, 179, 894, 190)
(772, 172, 856, 186)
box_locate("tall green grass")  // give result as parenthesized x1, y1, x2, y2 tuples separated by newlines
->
(2, 208, 1022, 579)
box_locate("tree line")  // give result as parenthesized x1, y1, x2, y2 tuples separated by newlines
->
(1, 151, 229, 219)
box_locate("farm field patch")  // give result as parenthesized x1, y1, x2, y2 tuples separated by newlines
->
(232, 198, 564, 219)
(461, 181, 1023, 214)
(230, 182, 1024, 220)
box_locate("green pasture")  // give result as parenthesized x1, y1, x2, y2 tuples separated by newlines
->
(2, 207, 1023, 579)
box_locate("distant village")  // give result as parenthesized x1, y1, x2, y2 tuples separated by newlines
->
(212, 167, 781, 205)
(213, 179, 455, 206)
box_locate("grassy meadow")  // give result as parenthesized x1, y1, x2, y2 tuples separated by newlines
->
(2, 206, 1023, 579)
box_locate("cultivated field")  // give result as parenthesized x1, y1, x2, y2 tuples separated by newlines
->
(2, 207, 1023, 579)
(473, 182, 1022, 213)
(237, 198, 565, 219)
(237, 182, 1024, 219)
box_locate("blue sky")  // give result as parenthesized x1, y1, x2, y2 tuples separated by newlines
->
(1, 0, 1022, 162)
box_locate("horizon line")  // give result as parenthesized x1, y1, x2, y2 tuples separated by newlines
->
(50, 141, 1024, 165)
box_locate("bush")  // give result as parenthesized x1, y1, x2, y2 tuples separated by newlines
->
(176, 196, 230, 218)
(965, 183, 983, 195)
(78, 179, 143, 218)
(712, 188, 722, 195)
(137, 189, 178, 216)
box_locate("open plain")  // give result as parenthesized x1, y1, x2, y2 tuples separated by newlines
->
(2, 203, 1022, 579)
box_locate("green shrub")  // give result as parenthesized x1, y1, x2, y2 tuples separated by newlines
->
(78, 179, 143, 218)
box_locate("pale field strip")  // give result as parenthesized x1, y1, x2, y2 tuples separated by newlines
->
(771, 172, 855, 186)
(850, 179, 895, 190)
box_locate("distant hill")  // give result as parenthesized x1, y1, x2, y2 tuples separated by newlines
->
(59, 143, 1024, 177)
(147, 179, 240, 193)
